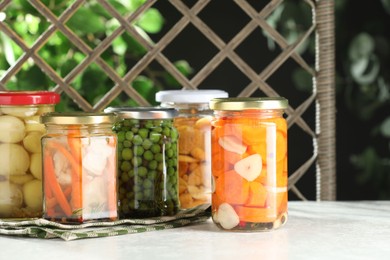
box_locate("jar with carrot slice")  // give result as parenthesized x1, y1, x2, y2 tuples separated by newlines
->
(41, 112, 118, 223)
(209, 97, 288, 231)
(156, 90, 228, 209)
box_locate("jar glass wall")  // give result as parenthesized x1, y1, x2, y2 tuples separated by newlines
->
(156, 90, 228, 210)
(41, 112, 118, 223)
(105, 107, 180, 218)
(209, 97, 288, 231)
(0, 91, 60, 218)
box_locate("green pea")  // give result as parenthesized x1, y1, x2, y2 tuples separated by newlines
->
(157, 162, 164, 172)
(132, 156, 142, 167)
(122, 148, 133, 160)
(143, 150, 154, 161)
(151, 144, 161, 153)
(137, 166, 148, 177)
(148, 170, 157, 180)
(170, 128, 178, 141)
(128, 169, 135, 178)
(166, 148, 174, 158)
(131, 127, 139, 133)
(167, 159, 175, 168)
(154, 126, 162, 133)
(138, 128, 149, 139)
(135, 192, 144, 200)
(123, 119, 131, 127)
(148, 159, 158, 170)
(134, 146, 144, 156)
(132, 135, 143, 145)
(123, 140, 132, 147)
(117, 131, 125, 142)
(155, 153, 164, 162)
(149, 132, 161, 143)
(143, 179, 153, 189)
(121, 172, 130, 182)
(167, 166, 175, 176)
(133, 185, 142, 192)
(145, 121, 154, 129)
(142, 139, 153, 150)
(162, 127, 171, 137)
(121, 161, 131, 171)
(125, 131, 134, 141)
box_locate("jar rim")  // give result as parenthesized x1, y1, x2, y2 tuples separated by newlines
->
(209, 97, 288, 110)
(104, 106, 177, 119)
(155, 89, 228, 103)
(41, 112, 116, 125)
(0, 91, 60, 105)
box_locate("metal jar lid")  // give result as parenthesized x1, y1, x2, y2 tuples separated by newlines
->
(155, 89, 228, 103)
(209, 97, 288, 111)
(0, 91, 60, 105)
(104, 107, 178, 119)
(40, 112, 116, 125)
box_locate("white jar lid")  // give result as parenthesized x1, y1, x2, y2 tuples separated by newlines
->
(155, 89, 228, 103)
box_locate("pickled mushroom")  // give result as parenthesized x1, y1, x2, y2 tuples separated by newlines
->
(30, 153, 42, 180)
(53, 151, 72, 185)
(0, 115, 26, 143)
(23, 132, 42, 153)
(0, 182, 23, 217)
(1, 106, 38, 118)
(0, 143, 30, 176)
(23, 179, 42, 211)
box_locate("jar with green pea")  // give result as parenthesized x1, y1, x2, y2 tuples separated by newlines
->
(105, 107, 180, 218)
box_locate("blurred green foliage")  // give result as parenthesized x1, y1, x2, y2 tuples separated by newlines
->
(0, 0, 192, 110)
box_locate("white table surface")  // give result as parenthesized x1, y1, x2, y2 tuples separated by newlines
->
(0, 201, 389, 260)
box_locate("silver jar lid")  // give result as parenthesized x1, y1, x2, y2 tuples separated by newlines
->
(104, 107, 178, 119)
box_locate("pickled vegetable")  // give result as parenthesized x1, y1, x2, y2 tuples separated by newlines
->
(0, 92, 59, 218)
(113, 118, 179, 218)
(42, 130, 117, 223)
(0, 115, 26, 143)
(176, 117, 212, 209)
(211, 112, 288, 231)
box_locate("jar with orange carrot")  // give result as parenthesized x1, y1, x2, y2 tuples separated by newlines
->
(41, 112, 118, 223)
(0, 91, 60, 218)
(209, 97, 288, 231)
(156, 90, 228, 209)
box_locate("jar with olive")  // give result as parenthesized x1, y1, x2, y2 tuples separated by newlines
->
(0, 91, 60, 218)
(105, 107, 180, 218)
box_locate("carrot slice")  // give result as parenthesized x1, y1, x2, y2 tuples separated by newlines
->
(245, 182, 267, 207)
(44, 152, 72, 216)
(235, 206, 277, 223)
(215, 170, 250, 205)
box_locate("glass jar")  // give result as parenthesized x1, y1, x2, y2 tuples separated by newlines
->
(209, 97, 288, 231)
(156, 90, 228, 209)
(40, 112, 118, 223)
(105, 107, 179, 218)
(0, 91, 60, 218)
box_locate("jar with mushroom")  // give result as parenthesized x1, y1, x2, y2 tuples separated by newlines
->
(156, 90, 228, 209)
(0, 91, 60, 218)
(209, 97, 288, 231)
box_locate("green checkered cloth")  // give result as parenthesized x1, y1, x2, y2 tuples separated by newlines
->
(0, 205, 210, 241)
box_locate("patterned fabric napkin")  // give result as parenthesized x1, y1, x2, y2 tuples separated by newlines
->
(0, 205, 210, 241)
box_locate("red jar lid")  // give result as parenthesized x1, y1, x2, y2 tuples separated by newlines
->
(0, 91, 61, 105)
